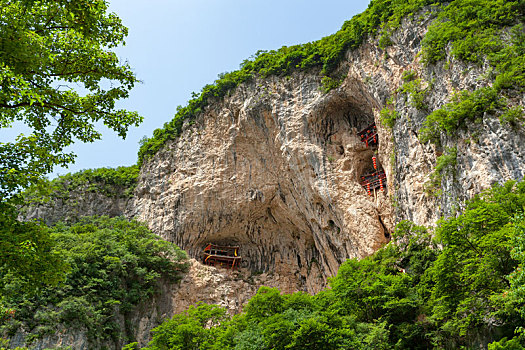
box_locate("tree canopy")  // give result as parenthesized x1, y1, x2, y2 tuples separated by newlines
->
(0, 0, 142, 200)
(0, 0, 142, 301)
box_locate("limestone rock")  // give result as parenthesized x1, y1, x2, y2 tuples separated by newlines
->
(128, 12, 525, 297)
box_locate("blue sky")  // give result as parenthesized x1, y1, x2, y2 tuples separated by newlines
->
(46, 0, 370, 176)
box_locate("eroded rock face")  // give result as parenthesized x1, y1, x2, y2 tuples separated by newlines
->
(344, 14, 525, 227)
(129, 12, 525, 297)
(170, 259, 305, 314)
(129, 71, 392, 294)
(21, 191, 131, 226)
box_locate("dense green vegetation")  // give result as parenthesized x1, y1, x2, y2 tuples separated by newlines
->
(0, 216, 188, 347)
(0, 0, 141, 303)
(136, 0, 449, 165)
(134, 180, 525, 350)
(417, 0, 525, 143)
(54, 166, 140, 194)
(2, 165, 140, 306)
(0, 203, 67, 296)
(22, 165, 140, 205)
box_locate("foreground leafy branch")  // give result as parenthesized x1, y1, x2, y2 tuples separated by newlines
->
(0, 0, 142, 199)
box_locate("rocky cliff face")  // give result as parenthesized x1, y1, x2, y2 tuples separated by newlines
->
(24, 12, 525, 293)
(19, 10, 525, 348)
(19, 170, 135, 226)
(128, 13, 525, 295)
(129, 69, 393, 294)
(21, 189, 131, 226)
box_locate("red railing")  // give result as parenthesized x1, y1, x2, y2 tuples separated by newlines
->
(358, 123, 378, 147)
(202, 243, 242, 270)
(360, 171, 386, 195)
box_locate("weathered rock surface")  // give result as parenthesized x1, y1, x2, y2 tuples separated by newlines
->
(16, 10, 525, 349)
(21, 185, 131, 226)
(170, 259, 304, 314)
(129, 70, 392, 295)
(127, 10, 525, 298)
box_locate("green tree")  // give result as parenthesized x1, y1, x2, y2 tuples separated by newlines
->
(494, 214, 525, 346)
(507, 216, 525, 324)
(243, 287, 285, 321)
(145, 303, 229, 350)
(426, 181, 524, 346)
(0, 203, 67, 292)
(488, 337, 525, 350)
(0, 0, 141, 199)
(0, 0, 141, 295)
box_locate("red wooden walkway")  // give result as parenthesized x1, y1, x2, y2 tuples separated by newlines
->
(202, 243, 242, 270)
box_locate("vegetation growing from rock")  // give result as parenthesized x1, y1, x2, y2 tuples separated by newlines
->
(136, 0, 448, 166)
(379, 98, 399, 129)
(22, 165, 140, 206)
(136, 180, 525, 350)
(397, 70, 431, 111)
(419, 87, 504, 144)
(418, 0, 525, 143)
(0, 216, 188, 347)
(424, 147, 457, 196)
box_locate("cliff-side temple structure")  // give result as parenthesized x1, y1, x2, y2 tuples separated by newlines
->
(360, 170, 386, 195)
(357, 123, 378, 147)
(202, 243, 242, 270)
(357, 123, 387, 196)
